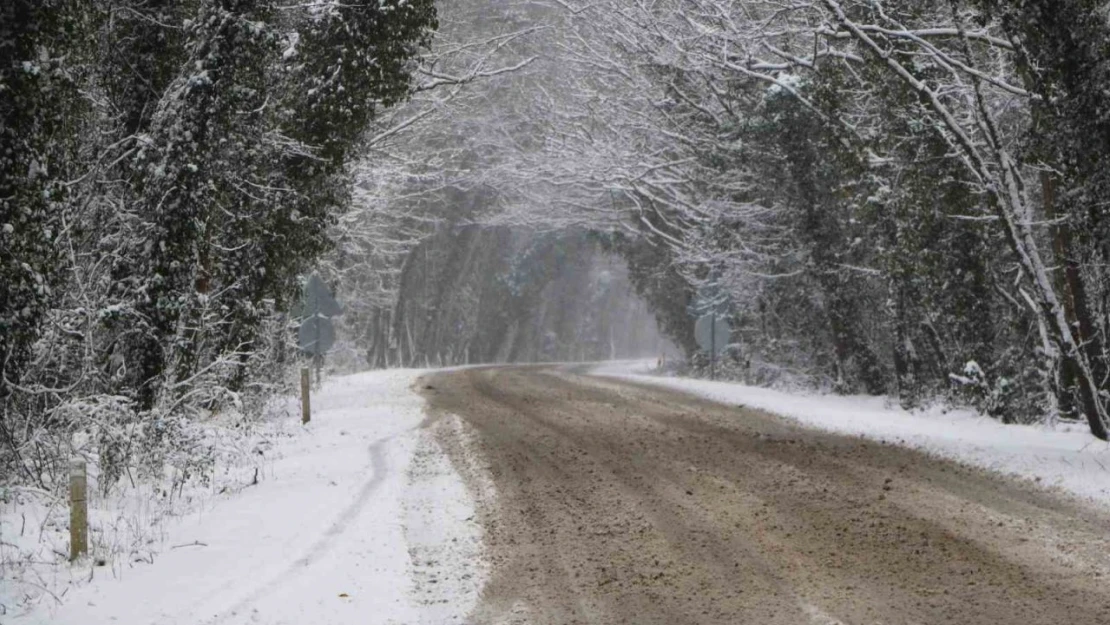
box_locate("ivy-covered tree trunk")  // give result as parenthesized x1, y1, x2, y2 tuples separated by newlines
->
(131, 0, 278, 409)
(0, 1, 75, 406)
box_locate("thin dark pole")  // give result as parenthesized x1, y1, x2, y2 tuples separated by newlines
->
(710, 313, 716, 381)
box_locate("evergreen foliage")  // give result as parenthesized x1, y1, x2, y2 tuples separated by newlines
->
(0, 0, 435, 488)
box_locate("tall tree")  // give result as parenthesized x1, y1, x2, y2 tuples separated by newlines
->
(0, 0, 82, 420)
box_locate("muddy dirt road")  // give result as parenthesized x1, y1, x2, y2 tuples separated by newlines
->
(420, 366, 1110, 625)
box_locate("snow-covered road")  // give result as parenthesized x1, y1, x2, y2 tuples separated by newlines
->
(17, 370, 484, 625)
(421, 365, 1110, 625)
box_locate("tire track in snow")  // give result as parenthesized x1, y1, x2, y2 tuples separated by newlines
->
(206, 431, 406, 624)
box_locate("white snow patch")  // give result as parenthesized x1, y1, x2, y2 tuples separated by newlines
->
(403, 421, 487, 623)
(592, 361, 1110, 507)
(767, 72, 802, 96)
(9, 369, 485, 624)
(281, 31, 300, 60)
(802, 603, 849, 625)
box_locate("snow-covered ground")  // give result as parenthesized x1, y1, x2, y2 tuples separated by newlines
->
(10, 360, 1110, 623)
(5, 369, 485, 625)
(593, 361, 1110, 507)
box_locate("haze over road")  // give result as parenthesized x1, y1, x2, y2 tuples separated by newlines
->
(420, 366, 1110, 625)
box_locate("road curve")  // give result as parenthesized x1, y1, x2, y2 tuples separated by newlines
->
(419, 366, 1110, 625)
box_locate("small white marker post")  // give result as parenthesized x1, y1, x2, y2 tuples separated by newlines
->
(301, 366, 311, 424)
(69, 459, 88, 561)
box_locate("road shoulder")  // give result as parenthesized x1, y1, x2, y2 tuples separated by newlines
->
(12, 369, 484, 625)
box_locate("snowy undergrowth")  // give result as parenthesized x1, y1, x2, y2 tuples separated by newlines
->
(593, 361, 1110, 507)
(7, 368, 488, 625)
(1, 402, 297, 618)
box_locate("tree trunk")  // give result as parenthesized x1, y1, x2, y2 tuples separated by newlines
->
(1043, 172, 1079, 418)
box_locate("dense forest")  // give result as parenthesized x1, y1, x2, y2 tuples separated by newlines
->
(5, 0, 1110, 496)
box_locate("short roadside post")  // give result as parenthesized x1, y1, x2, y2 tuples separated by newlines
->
(301, 366, 311, 424)
(69, 459, 88, 561)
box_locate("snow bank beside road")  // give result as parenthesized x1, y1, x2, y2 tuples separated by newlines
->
(592, 361, 1110, 507)
(13, 369, 484, 625)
